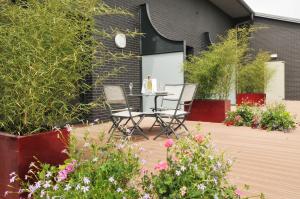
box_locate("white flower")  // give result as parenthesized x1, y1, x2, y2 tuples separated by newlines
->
(116, 187, 123, 193)
(109, 177, 115, 183)
(227, 159, 233, 165)
(141, 193, 150, 199)
(75, 184, 81, 191)
(34, 181, 41, 189)
(116, 144, 125, 150)
(81, 186, 90, 193)
(214, 194, 219, 199)
(197, 184, 206, 191)
(175, 170, 181, 176)
(180, 186, 187, 196)
(139, 147, 145, 152)
(213, 177, 218, 185)
(9, 175, 16, 183)
(83, 177, 90, 185)
(141, 159, 147, 165)
(65, 124, 72, 132)
(9, 172, 16, 177)
(29, 162, 36, 168)
(61, 149, 68, 154)
(46, 172, 52, 178)
(53, 185, 59, 191)
(180, 166, 186, 171)
(4, 191, 9, 197)
(83, 142, 90, 148)
(43, 180, 51, 188)
(64, 184, 72, 191)
(92, 157, 98, 162)
(40, 190, 45, 198)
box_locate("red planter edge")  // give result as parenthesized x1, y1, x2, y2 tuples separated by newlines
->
(186, 99, 231, 123)
(0, 129, 70, 199)
(236, 93, 266, 106)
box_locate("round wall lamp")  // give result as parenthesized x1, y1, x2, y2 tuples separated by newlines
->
(115, 33, 127, 48)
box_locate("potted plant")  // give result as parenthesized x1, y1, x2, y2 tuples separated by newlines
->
(0, 1, 135, 198)
(184, 29, 242, 122)
(237, 51, 273, 105)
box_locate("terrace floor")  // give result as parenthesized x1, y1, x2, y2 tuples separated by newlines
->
(72, 101, 300, 199)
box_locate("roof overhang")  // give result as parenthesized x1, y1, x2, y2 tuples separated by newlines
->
(254, 12, 300, 24)
(209, 0, 253, 19)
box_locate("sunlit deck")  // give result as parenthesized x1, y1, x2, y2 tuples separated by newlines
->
(73, 101, 300, 199)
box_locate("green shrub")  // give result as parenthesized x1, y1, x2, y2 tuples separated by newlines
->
(225, 103, 296, 132)
(225, 103, 260, 127)
(7, 135, 141, 199)
(184, 28, 243, 99)
(7, 128, 264, 199)
(237, 51, 273, 93)
(141, 135, 261, 199)
(0, 0, 135, 135)
(260, 103, 296, 131)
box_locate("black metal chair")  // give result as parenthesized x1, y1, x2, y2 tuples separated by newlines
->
(103, 85, 148, 142)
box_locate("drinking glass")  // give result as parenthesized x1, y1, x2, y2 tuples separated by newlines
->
(129, 82, 133, 95)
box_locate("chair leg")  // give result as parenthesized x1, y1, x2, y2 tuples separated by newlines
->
(130, 116, 149, 140)
(107, 118, 123, 143)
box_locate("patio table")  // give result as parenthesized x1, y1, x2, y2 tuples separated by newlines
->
(128, 92, 173, 112)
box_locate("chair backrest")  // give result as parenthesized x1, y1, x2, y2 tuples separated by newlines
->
(103, 85, 126, 105)
(103, 85, 131, 116)
(173, 84, 197, 114)
(160, 84, 183, 109)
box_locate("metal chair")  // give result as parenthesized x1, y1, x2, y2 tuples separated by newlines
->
(153, 84, 198, 140)
(149, 84, 183, 131)
(103, 85, 148, 142)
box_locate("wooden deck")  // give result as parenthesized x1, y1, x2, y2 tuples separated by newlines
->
(73, 101, 300, 199)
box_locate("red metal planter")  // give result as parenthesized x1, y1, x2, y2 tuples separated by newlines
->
(0, 129, 69, 199)
(236, 93, 266, 106)
(187, 99, 231, 123)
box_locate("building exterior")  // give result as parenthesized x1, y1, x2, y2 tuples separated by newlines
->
(250, 13, 300, 100)
(88, 0, 300, 121)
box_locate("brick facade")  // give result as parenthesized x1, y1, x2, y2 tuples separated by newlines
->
(89, 0, 234, 121)
(251, 17, 300, 100)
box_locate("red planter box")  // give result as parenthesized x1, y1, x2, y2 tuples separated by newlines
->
(236, 93, 266, 106)
(0, 129, 69, 199)
(187, 99, 231, 123)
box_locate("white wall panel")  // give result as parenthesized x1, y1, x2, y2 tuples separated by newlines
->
(142, 52, 184, 112)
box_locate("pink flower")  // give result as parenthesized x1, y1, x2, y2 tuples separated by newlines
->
(235, 189, 243, 196)
(65, 164, 75, 173)
(154, 161, 168, 171)
(194, 134, 204, 143)
(57, 170, 68, 181)
(164, 139, 174, 148)
(140, 168, 148, 175)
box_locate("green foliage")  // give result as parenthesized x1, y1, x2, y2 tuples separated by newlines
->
(9, 134, 141, 199)
(225, 103, 296, 132)
(225, 103, 260, 127)
(238, 51, 273, 93)
(184, 26, 272, 99)
(184, 28, 243, 99)
(0, 0, 136, 135)
(7, 127, 265, 198)
(260, 103, 296, 131)
(142, 135, 243, 199)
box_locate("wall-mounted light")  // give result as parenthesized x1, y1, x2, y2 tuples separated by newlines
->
(270, 54, 278, 59)
(115, 33, 127, 49)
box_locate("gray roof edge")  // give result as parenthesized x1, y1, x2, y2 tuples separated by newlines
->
(238, 0, 254, 15)
(255, 12, 300, 24)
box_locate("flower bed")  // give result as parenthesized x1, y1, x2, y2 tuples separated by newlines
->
(225, 103, 296, 132)
(6, 130, 264, 199)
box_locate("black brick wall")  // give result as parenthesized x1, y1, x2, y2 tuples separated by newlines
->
(251, 17, 300, 100)
(89, 0, 234, 121)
